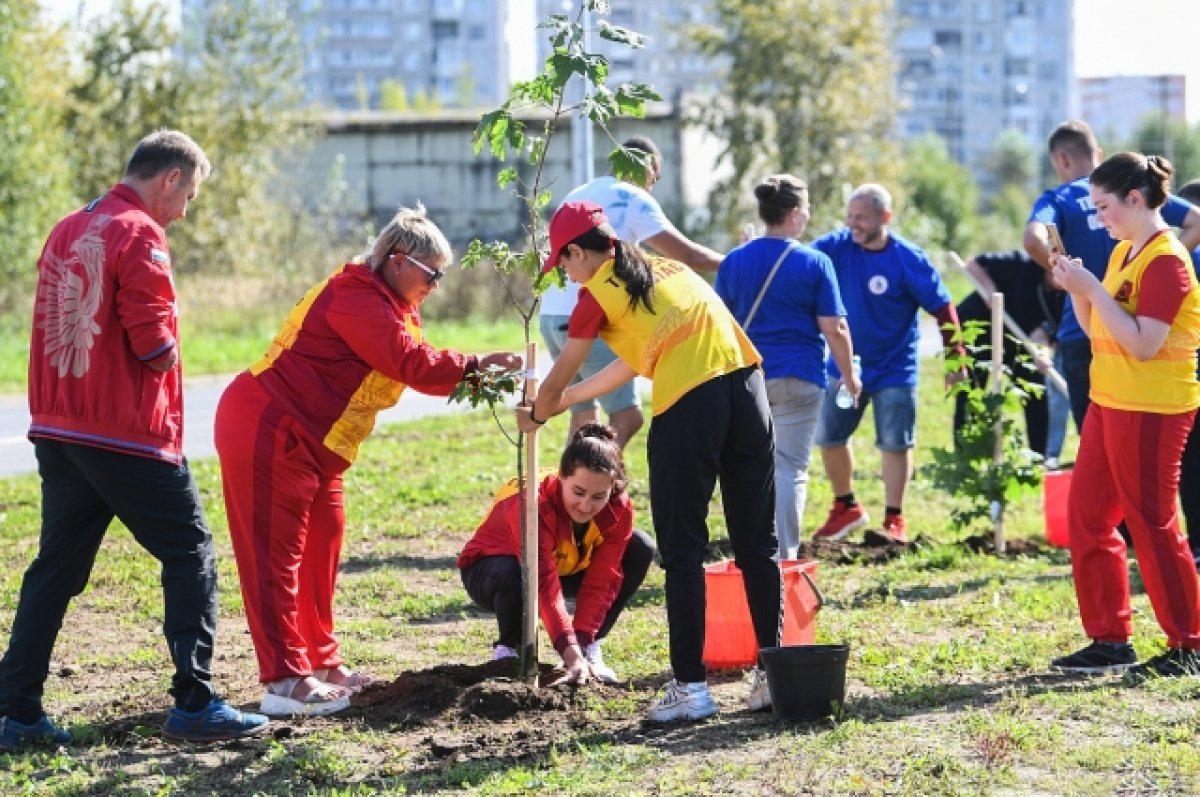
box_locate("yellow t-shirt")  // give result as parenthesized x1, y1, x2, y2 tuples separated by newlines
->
(578, 255, 760, 415)
(1089, 231, 1200, 413)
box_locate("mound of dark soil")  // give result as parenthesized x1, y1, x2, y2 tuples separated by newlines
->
(348, 659, 566, 725)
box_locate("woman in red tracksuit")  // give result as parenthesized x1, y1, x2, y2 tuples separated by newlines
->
(215, 204, 520, 717)
(458, 423, 656, 684)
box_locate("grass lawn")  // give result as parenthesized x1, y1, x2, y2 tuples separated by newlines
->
(1, 356, 1197, 795)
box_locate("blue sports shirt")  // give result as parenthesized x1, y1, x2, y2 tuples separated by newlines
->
(1028, 178, 1195, 343)
(716, 237, 845, 387)
(811, 228, 952, 391)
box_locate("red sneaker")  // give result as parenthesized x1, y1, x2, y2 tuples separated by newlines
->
(813, 500, 869, 541)
(881, 513, 908, 543)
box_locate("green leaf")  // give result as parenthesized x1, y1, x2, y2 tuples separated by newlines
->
(473, 107, 512, 158)
(596, 20, 648, 49)
(612, 82, 660, 116)
(609, 146, 654, 185)
(497, 167, 519, 189)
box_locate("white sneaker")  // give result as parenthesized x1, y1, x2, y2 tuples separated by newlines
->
(585, 641, 619, 684)
(646, 679, 718, 722)
(1045, 457, 1061, 471)
(745, 667, 771, 711)
(492, 644, 518, 660)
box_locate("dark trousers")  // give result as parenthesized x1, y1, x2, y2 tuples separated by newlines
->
(648, 366, 782, 683)
(461, 529, 656, 649)
(1060, 337, 1093, 433)
(1183, 414, 1200, 552)
(0, 440, 218, 720)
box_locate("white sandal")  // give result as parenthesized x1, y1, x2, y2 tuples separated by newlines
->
(260, 676, 351, 717)
(314, 665, 374, 694)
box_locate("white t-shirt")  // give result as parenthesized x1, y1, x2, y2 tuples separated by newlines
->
(539, 176, 672, 316)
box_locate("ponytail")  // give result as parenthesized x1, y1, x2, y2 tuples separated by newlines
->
(613, 241, 656, 314)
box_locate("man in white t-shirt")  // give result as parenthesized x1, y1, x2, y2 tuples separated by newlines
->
(539, 136, 724, 448)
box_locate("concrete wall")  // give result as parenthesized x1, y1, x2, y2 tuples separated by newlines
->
(298, 105, 690, 248)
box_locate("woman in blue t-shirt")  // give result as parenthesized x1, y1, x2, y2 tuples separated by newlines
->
(716, 175, 858, 558)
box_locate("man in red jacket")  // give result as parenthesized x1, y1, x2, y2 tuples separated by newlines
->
(0, 130, 268, 750)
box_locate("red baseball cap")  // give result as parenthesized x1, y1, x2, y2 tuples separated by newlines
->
(543, 200, 617, 273)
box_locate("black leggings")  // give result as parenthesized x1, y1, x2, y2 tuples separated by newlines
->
(461, 529, 656, 648)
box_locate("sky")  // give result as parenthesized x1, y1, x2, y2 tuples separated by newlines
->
(1073, 0, 1200, 121)
(45, 0, 1200, 123)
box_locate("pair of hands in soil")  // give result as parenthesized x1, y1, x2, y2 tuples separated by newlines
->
(552, 644, 599, 687)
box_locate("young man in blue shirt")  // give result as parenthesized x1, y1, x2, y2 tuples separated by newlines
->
(1024, 120, 1200, 430)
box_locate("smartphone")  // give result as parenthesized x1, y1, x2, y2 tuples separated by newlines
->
(1045, 222, 1066, 258)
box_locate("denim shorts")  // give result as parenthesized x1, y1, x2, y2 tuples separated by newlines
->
(813, 381, 917, 451)
(538, 314, 640, 415)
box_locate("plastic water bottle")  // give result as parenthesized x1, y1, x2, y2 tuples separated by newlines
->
(835, 356, 862, 409)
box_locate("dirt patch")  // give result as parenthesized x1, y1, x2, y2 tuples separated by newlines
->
(799, 533, 916, 566)
(348, 659, 568, 724)
(960, 533, 1046, 557)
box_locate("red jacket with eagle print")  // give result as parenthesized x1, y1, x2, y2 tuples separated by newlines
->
(28, 183, 187, 464)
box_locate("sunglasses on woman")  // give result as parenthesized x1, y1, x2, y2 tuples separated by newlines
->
(394, 252, 446, 285)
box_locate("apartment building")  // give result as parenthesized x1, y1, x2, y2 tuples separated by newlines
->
(181, 0, 520, 110)
(893, 0, 1074, 184)
(1080, 74, 1186, 144)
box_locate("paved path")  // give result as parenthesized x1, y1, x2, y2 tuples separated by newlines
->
(0, 320, 941, 478)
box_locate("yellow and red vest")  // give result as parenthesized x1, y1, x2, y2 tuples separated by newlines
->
(583, 255, 760, 415)
(1089, 232, 1200, 413)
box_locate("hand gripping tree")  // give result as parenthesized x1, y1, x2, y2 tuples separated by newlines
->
(455, 0, 659, 683)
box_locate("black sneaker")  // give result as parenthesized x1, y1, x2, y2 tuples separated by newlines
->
(1124, 648, 1200, 684)
(1050, 641, 1137, 674)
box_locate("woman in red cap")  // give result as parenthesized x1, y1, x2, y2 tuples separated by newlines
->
(517, 200, 782, 722)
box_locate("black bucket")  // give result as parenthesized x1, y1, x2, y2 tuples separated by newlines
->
(759, 643, 849, 721)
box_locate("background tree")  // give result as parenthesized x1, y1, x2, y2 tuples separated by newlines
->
(690, 0, 902, 237)
(1126, 113, 1200, 184)
(975, 129, 1038, 251)
(379, 79, 410, 111)
(0, 0, 73, 311)
(59, 0, 323, 284)
(900, 133, 979, 255)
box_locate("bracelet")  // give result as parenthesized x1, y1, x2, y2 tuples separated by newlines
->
(528, 405, 547, 425)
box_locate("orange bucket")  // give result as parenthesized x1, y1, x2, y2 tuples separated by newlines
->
(701, 558, 822, 669)
(1043, 469, 1072, 548)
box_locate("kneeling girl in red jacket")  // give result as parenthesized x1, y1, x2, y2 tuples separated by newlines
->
(457, 423, 655, 684)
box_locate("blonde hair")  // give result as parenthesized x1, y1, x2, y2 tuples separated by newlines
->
(363, 203, 453, 270)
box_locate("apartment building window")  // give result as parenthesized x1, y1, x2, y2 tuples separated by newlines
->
(907, 1, 931, 16)
(1004, 58, 1030, 77)
(1037, 62, 1057, 81)
(1005, 1, 1030, 16)
(403, 22, 421, 41)
(612, 8, 634, 25)
(974, 1, 993, 21)
(467, 24, 485, 41)
(972, 31, 992, 51)
(936, 1, 960, 17)
(934, 30, 962, 47)
(975, 62, 993, 80)
(432, 21, 459, 41)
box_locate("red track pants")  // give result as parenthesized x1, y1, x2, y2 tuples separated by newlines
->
(1069, 403, 1200, 648)
(215, 372, 349, 683)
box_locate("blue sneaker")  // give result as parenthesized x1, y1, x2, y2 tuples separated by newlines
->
(162, 699, 269, 743)
(0, 715, 72, 751)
